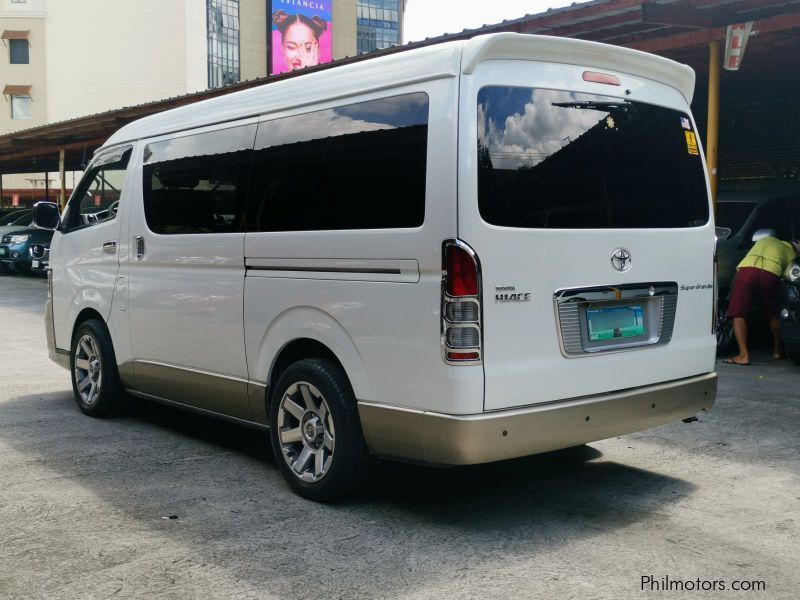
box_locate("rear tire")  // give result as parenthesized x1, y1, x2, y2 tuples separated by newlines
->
(269, 358, 374, 502)
(70, 319, 125, 417)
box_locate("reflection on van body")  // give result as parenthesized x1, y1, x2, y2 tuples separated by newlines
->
(43, 33, 717, 501)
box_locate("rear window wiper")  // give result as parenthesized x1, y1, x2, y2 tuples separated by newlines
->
(552, 100, 632, 112)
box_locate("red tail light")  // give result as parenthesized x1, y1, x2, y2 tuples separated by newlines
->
(446, 244, 478, 297)
(442, 240, 482, 365)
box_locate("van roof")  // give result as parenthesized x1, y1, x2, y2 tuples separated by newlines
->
(103, 33, 695, 149)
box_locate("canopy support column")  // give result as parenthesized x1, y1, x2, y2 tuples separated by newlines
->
(59, 148, 66, 210)
(706, 40, 721, 215)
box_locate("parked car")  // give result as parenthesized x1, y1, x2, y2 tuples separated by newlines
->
(779, 260, 800, 364)
(0, 209, 33, 235)
(714, 180, 800, 352)
(30, 243, 50, 277)
(0, 205, 57, 274)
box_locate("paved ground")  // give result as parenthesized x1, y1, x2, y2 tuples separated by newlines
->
(1, 274, 798, 599)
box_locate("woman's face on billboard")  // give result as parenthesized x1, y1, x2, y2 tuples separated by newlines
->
(282, 21, 320, 70)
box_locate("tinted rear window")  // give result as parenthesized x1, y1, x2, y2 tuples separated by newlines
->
(477, 87, 709, 229)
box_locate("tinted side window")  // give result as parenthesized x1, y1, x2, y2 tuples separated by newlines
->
(65, 147, 131, 231)
(143, 124, 256, 235)
(247, 93, 429, 232)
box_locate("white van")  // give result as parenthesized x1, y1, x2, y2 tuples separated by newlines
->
(38, 33, 718, 501)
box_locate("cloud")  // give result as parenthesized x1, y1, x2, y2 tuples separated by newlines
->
(480, 89, 605, 170)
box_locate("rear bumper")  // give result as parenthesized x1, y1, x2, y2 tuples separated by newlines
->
(359, 372, 717, 465)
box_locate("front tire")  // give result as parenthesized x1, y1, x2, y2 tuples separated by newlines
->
(269, 359, 374, 502)
(70, 319, 124, 417)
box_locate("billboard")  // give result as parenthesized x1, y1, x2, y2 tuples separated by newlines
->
(270, 1, 333, 75)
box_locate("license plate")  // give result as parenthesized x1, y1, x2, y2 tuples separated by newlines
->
(31, 260, 40, 269)
(587, 305, 646, 341)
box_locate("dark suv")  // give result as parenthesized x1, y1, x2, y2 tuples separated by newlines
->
(715, 180, 800, 352)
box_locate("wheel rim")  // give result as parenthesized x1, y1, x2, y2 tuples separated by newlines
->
(277, 382, 335, 482)
(74, 334, 102, 406)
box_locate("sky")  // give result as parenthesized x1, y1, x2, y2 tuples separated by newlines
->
(403, 0, 585, 44)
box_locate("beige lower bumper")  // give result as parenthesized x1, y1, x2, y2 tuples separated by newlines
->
(45, 298, 69, 370)
(358, 373, 717, 465)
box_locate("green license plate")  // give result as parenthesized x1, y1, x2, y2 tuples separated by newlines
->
(587, 305, 646, 342)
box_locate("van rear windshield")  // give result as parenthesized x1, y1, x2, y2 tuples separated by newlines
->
(477, 87, 709, 229)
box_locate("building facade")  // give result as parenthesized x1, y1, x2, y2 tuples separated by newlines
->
(0, 0, 406, 134)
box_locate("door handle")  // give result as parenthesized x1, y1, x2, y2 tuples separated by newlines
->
(103, 240, 117, 253)
(135, 236, 145, 260)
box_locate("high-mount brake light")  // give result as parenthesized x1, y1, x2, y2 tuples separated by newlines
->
(442, 240, 482, 365)
(582, 71, 621, 86)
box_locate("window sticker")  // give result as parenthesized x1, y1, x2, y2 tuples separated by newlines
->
(680, 116, 692, 130)
(685, 131, 699, 155)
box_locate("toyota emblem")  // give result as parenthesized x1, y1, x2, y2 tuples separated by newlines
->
(611, 248, 632, 272)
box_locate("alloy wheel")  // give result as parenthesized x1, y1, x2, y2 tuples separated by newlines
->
(74, 334, 102, 406)
(277, 382, 335, 482)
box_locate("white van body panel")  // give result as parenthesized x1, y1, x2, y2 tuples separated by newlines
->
(459, 59, 715, 411)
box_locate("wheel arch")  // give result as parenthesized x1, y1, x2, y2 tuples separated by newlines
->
(71, 307, 106, 344)
(249, 306, 372, 419)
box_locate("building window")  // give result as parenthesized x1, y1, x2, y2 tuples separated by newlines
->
(11, 94, 31, 119)
(357, 0, 402, 55)
(207, 0, 240, 88)
(9, 39, 29, 64)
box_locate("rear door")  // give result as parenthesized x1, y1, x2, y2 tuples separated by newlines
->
(458, 61, 716, 411)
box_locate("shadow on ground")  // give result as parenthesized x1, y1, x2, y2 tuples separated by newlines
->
(1, 389, 695, 598)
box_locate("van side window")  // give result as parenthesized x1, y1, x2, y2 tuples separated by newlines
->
(142, 124, 256, 235)
(247, 93, 429, 232)
(64, 147, 131, 231)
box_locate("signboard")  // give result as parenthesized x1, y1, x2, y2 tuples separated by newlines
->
(724, 22, 753, 71)
(270, 1, 333, 75)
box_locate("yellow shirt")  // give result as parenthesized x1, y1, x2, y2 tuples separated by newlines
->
(737, 237, 797, 277)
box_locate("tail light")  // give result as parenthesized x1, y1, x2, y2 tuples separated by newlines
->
(442, 240, 482, 365)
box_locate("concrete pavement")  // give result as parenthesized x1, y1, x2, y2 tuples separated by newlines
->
(1, 274, 798, 599)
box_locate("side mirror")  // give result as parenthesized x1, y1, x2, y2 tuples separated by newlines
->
(751, 228, 776, 243)
(32, 201, 61, 230)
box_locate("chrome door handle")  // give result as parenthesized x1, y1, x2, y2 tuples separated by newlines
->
(135, 236, 145, 260)
(103, 240, 117, 253)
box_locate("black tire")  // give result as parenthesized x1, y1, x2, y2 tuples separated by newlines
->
(269, 358, 375, 502)
(70, 319, 125, 417)
(716, 304, 736, 355)
(787, 348, 800, 366)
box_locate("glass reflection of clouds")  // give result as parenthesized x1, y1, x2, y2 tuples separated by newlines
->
(257, 93, 429, 150)
(146, 125, 257, 164)
(479, 89, 608, 170)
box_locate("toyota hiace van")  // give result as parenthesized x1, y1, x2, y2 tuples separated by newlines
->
(38, 33, 718, 501)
